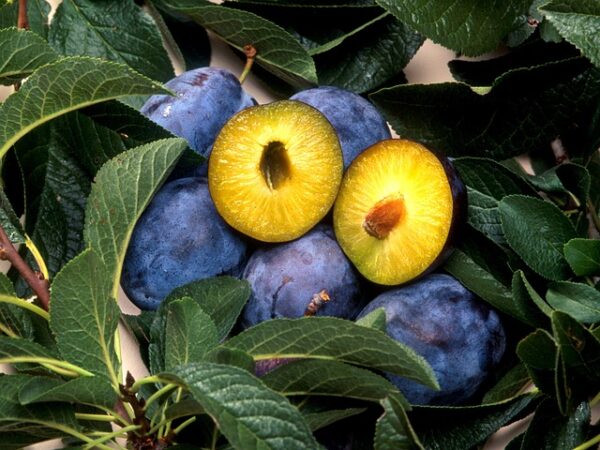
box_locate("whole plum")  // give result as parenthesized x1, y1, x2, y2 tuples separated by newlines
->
(141, 67, 255, 164)
(357, 273, 506, 405)
(121, 177, 248, 310)
(241, 225, 364, 328)
(290, 86, 391, 168)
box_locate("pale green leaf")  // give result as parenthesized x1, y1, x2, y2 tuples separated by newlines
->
(564, 238, 600, 276)
(50, 248, 120, 384)
(546, 281, 600, 323)
(0, 27, 58, 85)
(0, 56, 169, 161)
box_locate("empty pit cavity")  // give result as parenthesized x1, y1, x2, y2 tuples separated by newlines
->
(260, 141, 291, 190)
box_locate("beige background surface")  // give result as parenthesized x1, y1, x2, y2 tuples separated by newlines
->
(1, 4, 594, 449)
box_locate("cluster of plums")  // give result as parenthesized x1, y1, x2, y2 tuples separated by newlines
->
(122, 67, 506, 406)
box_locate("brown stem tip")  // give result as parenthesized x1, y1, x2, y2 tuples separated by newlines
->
(363, 195, 405, 240)
(304, 290, 330, 316)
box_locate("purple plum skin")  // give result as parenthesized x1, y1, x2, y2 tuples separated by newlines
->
(290, 86, 391, 168)
(241, 225, 364, 328)
(141, 67, 255, 165)
(357, 273, 506, 405)
(121, 177, 248, 310)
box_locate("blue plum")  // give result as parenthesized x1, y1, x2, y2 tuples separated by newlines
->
(357, 273, 506, 405)
(241, 225, 364, 328)
(141, 67, 255, 165)
(290, 86, 391, 168)
(121, 177, 248, 310)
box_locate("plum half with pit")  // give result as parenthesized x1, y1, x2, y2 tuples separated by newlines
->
(357, 274, 506, 405)
(334, 139, 466, 286)
(141, 67, 255, 163)
(241, 225, 364, 328)
(290, 86, 391, 168)
(121, 177, 248, 310)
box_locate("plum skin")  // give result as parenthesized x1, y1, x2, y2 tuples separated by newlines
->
(357, 273, 506, 405)
(241, 225, 364, 328)
(290, 86, 391, 168)
(121, 177, 248, 310)
(141, 67, 255, 164)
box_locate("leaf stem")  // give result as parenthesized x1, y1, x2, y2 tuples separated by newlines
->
(0, 356, 93, 376)
(173, 416, 197, 436)
(144, 383, 177, 412)
(0, 225, 50, 311)
(75, 412, 121, 423)
(238, 45, 257, 84)
(211, 423, 219, 450)
(0, 294, 50, 320)
(590, 391, 600, 407)
(573, 433, 600, 450)
(82, 424, 140, 449)
(131, 374, 170, 392)
(24, 236, 49, 281)
(0, 322, 16, 337)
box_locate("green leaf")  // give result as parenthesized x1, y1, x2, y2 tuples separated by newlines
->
(0, 28, 59, 85)
(206, 347, 255, 373)
(83, 137, 186, 298)
(262, 359, 408, 407)
(303, 407, 366, 432)
(482, 363, 531, 404)
(499, 195, 577, 280)
(370, 59, 600, 160)
(564, 238, 600, 276)
(0, 273, 34, 339)
(168, 362, 320, 450)
(527, 163, 591, 209)
(375, 394, 423, 450)
(540, 0, 600, 68)
(516, 330, 557, 395)
(519, 397, 590, 449)
(164, 397, 205, 421)
(375, 0, 530, 56)
(0, 57, 169, 161)
(223, 317, 438, 389)
(551, 310, 600, 382)
(50, 248, 120, 384)
(511, 271, 551, 327)
(0, 0, 51, 38)
(313, 14, 423, 93)
(49, 0, 174, 82)
(164, 297, 219, 370)
(156, 0, 317, 86)
(443, 250, 524, 321)
(165, 277, 251, 341)
(355, 307, 387, 332)
(18, 376, 116, 408)
(0, 374, 79, 438)
(0, 189, 25, 245)
(409, 394, 538, 450)
(546, 281, 600, 323)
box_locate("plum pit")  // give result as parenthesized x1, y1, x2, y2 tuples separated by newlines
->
(260, 141, 291, 190)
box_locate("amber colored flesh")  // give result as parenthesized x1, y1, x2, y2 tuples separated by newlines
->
(333, 139, 453, 285)
(208, 100, 343, 242)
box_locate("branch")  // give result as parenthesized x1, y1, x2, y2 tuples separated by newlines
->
(0, 225, 49, 311)
(17, 0, 29, 30)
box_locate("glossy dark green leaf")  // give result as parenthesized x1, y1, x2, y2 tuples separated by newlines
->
(409, 394, 538, 450)
(303, 407, 366, 432)
(482, 363, 531, 404)
(164, 297, 219, 370)
(165, 277, 251, 341)
(49, 0, 174, 82)
(50, 249, 120, 383)
(0, 28, 59, 85)
(540, 0, 600, 68)
(519, 397, 590, 449)
(375, 394, 423, 450)
(564, 238, 600, 276)
(223, 317, 438, 389)
(156, 0, 318, 86)
(313, 14, 423, 93)
(168, 362, 320, 449)
(370, 59, 600, 160)
(546, 281, 600, 323)
(262, 359, 408, 407)
(0, 189, 25, 245)
(499, 195, 577, 280)
(443, 250, 523, 321)
(516, 330, 557, 395)
(18, 376, 116, 408)
(551, 310, 600, 383)
(206, 347, 255, 373)
(527, 163, 591, 208)
(0, 57, 169, 161)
